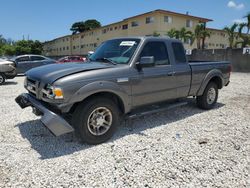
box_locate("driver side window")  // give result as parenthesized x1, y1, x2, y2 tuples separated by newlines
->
(139, 41, 170, 65)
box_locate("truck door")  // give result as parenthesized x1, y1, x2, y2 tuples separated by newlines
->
(171, 42, 192, 98)
(131, 41, 177, 107)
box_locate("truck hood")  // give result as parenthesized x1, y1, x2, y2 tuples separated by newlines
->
(26, 62, 113, 84)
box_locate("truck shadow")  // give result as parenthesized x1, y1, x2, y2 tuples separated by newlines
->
(16, 99, 225, 159)
(2, 81, 18, 86)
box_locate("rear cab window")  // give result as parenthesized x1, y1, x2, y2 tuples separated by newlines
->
(172, 42, 187, 63)
(139, 41, 170, 66)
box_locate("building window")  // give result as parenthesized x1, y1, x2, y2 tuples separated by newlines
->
(73, 46, 76, 49)
(110, 27, 113, 31)
(186, 20, 193, 28)
(102, 29, 107, 34)
(122, 24, 128, 30)
(81, 45, 84, 48)
(67, 46, 69, 50)
(63, 47, 65, 51)
(115, 26, 118, 30)
(146, 17, 154, 24)
(81, 35, 84, 39)
(164, 16, 172, 23)
(131, 21, 139, 27)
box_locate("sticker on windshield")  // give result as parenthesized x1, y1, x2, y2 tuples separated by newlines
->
(120, 41, 136, 46)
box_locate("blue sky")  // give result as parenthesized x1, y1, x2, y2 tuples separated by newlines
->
(0, 0, 249, 41)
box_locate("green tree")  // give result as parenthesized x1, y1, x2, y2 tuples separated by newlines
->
(1, 45, 15, 56)
(30, 40, 43, 54)
(223, 23, 239, 48)
(166, 28, 181, 39)
(84, 19, 101, 31)
(194, 24, 205, 49)
(166, 28, 177, 38)
(70, 22, 86, 34)
(243, 12, 250, 34)
(70, 19, 101, 34)
(235, 13, 250, 48)
(178, 27, 193, 42)
(201, 29, 211, 49)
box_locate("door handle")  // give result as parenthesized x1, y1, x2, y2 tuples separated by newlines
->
(167, 72, 175, 76)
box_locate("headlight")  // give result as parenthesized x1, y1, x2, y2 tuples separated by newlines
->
(43, 84, 64, 99)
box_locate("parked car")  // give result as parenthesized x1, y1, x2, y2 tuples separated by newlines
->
(11, 55, 57, 74)
(16, 37, 231, 144)
(0, 59, 17, 85)
(57, 56, 86, 63)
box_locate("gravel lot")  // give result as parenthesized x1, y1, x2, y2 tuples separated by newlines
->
(0, 73, 249, 188)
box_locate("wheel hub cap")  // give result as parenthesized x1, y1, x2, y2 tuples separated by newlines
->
(0, 76, 3, 83)
(207, 88, 216, 104)
(87, 107, 112, 136)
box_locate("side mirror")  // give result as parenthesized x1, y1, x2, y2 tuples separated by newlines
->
(136, 56, 155, 71)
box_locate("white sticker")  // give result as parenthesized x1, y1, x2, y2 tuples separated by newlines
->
(120, 41, 136, 46)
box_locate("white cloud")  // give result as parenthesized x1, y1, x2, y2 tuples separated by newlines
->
(233, 18, 246, 23)
(227, 1, 245, 10)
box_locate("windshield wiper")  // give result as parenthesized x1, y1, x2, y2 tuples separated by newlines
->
(95, 58, 117, 65)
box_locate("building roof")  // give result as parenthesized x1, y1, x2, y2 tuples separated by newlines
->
(98, 9, 213, 29)
(123, 9, 213, 23)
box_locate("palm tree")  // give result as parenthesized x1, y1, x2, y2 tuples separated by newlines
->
(179, 27, 193, 42)
(223, 23, 238, 48)
(194, 24, 204, 49)
(243, 12, 250, 34)
(235, 13, 250, 48)
(166, 28, 179, 39)
(201, 29, 211, 49)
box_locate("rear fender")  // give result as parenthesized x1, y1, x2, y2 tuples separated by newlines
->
(197, 69, 223, 96)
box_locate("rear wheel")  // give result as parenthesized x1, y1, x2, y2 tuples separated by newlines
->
(0, 73, 6, 85)
(72, 97, 120, 144)
(197, 82, 218, 109)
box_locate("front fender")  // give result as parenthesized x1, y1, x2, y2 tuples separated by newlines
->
(68, 81, 131, 113)
(197, 69, 223, 96)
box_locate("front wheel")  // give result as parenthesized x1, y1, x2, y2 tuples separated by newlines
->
(0, 73, 6, 85)
(72, 97, 120, 144)
(197, 82, 218, 110)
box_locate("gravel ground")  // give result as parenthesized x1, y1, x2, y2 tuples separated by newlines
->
(0, 73, 249, 188)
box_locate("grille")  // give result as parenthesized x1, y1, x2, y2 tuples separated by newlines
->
(26, 78, 39, 97)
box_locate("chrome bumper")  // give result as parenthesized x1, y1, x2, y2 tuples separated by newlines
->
(15, 93, 74, 136)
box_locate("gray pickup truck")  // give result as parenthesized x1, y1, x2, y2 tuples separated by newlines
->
(16, 37, 231, 144)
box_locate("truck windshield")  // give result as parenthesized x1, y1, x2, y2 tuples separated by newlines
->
(90, 39, 141, 64)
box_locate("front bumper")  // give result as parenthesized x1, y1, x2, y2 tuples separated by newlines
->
(15, 93, 74, 136)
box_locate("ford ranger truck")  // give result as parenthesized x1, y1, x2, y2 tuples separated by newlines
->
(16, 37, 231, 144)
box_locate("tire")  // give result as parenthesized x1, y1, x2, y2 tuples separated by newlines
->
(72, 97, 121, 144)
(197, 82, 218, 110)
(0, 73, 6, 85)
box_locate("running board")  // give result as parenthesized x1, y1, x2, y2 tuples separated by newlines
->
(126, 101, 188, 120)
